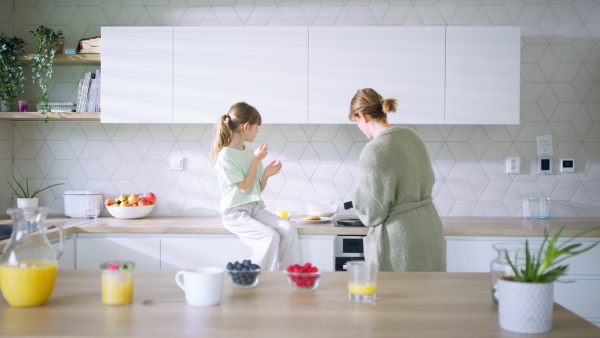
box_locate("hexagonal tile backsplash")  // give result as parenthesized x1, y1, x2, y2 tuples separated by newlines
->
(0, 0, 599, 218)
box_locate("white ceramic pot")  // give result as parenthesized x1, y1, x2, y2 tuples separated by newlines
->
(497, 279, 554, 334)
(17, 198, 39, 209)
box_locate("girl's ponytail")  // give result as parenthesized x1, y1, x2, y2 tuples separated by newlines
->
(211, 114, 232, 165)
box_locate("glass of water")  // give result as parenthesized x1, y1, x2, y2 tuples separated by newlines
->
(85, 203, 101, 219)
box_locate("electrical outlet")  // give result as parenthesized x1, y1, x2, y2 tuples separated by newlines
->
(506, 157, 520, 174)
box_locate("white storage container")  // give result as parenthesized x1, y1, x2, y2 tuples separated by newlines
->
(64, 191, 103, 218)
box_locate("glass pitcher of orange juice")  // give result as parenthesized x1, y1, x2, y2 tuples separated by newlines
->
(0, 207, 65, 307)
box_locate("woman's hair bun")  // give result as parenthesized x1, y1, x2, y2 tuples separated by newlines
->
(381, 98, 397, 114)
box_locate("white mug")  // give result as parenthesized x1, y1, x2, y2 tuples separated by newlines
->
(175, 267, 224, 307)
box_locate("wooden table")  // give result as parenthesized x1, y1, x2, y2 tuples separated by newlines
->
(0, 271, 598, 337)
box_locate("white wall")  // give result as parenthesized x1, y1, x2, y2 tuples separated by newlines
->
(1, 0, 599, 218)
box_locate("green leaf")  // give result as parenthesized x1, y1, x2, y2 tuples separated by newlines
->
(503, 225, 599, 283)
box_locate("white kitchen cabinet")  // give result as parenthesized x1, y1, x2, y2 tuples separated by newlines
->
(76, 237, 161, 270)
(446, 236, 600, 325)
(445, 27, 520, 125)
(160, 235, 252, 270)
(298, 235, 335, 271)
(174, 27, 309, 124)
(308, 27, 446, 125)
(51, 236, 76, 270)
(101, 27, 174, 123)
(160, 235, 335, 271)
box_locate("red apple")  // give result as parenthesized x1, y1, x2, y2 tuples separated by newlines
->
(143, 192, 156, 205)
(138, 197, 149, 206)
(105, 199, 114, 206)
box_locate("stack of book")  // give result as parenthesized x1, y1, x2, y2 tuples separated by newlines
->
(37, 102, 76, 112)
(77, 36, 101, 54)
(76, 69, 101, 112)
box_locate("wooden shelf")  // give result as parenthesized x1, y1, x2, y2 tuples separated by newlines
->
(0, 111, 100, 121)
(19, 54, 100, 66)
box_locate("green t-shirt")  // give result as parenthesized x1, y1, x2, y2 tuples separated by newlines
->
(213, 146, 265, 213)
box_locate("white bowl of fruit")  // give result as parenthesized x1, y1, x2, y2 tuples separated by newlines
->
(105, 192, 156, 219)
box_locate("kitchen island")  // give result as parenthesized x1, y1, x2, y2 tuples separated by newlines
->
(0, 271, 598, 337)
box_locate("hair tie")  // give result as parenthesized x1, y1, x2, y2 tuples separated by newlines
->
(224, 115, 230, 124)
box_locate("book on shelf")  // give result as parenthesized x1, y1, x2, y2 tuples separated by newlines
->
(76, 69, 101, 112)
(37, 102, 76, 113)
(77, 36, 101, 54)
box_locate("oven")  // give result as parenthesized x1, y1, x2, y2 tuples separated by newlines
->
(334, 235, 365, 271)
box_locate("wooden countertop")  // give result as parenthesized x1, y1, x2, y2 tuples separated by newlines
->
(1, 217, 599, 252)
(0, 271, 597, 337)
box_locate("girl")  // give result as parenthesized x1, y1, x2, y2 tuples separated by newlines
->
(211, 102, 299, 271)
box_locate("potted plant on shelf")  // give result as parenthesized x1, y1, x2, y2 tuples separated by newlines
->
(496, 226, 599, 334)
(30, 25, 63, 122)
(0, 33, 26, 112)
(4, 175, 64, 209)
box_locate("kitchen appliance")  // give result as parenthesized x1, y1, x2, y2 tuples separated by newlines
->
(334, 201, 365, 227)
(64, 190, 102, 218)
(334, 235, 365, 271)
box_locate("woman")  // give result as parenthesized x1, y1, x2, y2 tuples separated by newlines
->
(349, 88, 445, 272)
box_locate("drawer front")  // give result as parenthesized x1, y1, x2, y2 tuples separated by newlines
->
(555, 279, 600, 318)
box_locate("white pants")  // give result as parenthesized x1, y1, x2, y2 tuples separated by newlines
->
(222, 202, 300, 271)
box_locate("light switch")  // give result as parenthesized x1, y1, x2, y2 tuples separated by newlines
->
(560, 158, 575, 173)
(538, 157, 553, 175)
(170, 157, 184, 171)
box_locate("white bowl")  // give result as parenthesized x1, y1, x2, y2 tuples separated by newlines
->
(305, 204, 337, 217)
(106, 205, 155, 219)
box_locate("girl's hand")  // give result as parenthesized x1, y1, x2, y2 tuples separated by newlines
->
(254, 143, 268, 161)
(264, 160, 282, 178)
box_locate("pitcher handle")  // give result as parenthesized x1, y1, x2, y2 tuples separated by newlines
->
(46, 224, 65, 260)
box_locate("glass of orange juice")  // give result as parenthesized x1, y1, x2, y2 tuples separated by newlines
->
(347, 261, 378, 304)
(101, 261, 135, 305)
(275, 204, 289, 219)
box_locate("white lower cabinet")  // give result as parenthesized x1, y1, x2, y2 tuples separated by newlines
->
(160, 235, 252, 270)
(298, 235, 335, 272)
(446, 236, 600, 325)
(76, 237, 161, 270)
(51, 237, 76, 270)
(160, 235, 335, 271)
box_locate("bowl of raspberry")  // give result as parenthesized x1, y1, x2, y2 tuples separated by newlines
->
(284, 263, 321, 291)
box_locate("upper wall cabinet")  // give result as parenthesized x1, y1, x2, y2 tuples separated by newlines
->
(445, 27, 520, 125)
(101, 27, 174, 123)
(308, 27, 446, 124)
(174, 27, 309, 124)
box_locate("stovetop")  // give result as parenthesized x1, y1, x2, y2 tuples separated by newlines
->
(333, 217, 365, 227)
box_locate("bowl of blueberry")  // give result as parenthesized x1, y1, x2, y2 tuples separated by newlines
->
(225, 260, 261, 288)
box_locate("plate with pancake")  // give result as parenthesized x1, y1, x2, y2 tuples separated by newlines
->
(289, 216, 333, 223)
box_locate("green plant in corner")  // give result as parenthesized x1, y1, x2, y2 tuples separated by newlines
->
(4, 175, 64, 198)
(505, 225, 599, 283)
(0, 34, 26, 109)
(30, 25, 63, 122)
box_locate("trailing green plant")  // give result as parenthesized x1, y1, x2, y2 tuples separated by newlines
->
(0, 34, 26, 108)
(4, 175, 64, 198)
(504, 225, 599, 283)
(30, 25, 63, 122)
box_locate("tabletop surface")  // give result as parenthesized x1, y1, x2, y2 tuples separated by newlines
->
(0, 271, 598, 337)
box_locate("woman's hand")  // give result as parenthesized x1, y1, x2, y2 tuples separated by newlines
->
(264, 160, 282, 178)
(254, 143, 268, 161)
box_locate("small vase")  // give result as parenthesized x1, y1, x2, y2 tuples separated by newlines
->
(17, 198, 39, 210)
(497, 279, 554, 334)
(0, 100, 11, 112)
